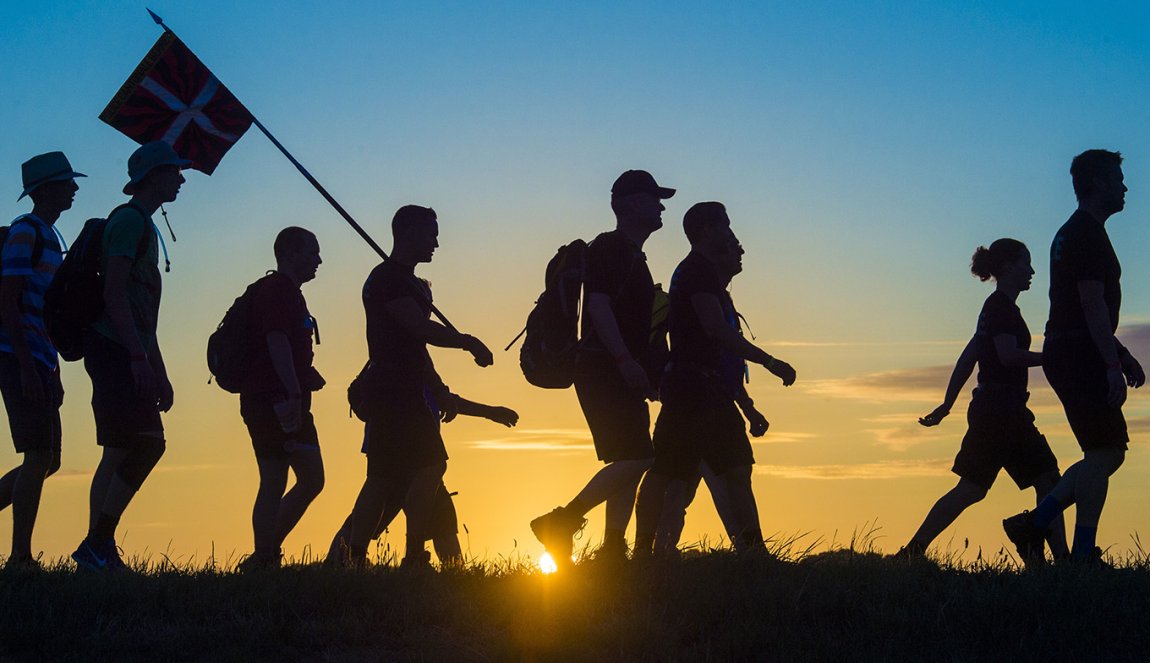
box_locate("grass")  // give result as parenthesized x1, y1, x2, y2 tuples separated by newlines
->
(2, 532, 1150, 662)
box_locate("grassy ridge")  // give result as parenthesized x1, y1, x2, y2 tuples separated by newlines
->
(2, 545, 1149, 661)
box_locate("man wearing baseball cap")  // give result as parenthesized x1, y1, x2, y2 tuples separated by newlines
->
(73, 141, 190, 572)
(530, 169, 674, 564)
(0, 152, 83, 567)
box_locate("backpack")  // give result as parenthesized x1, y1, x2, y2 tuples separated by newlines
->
(206, 273, 275, 394)
(43, 203, 150, 361)
(507, 239, 587, 389)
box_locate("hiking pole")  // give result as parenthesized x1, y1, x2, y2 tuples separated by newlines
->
(145, 9, 459, 332)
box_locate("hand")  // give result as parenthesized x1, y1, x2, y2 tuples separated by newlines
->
(273, 396, 302, 433)
(130, 356, 157, 404)
(1121, 351, 1145, 388)
(1106, 366, 1127, 408)
(619, 357, 656, 400)
(918, 404, 950, 427)
(157, 375, 174, 412)
(464, 335, 494, 367)
(439, 392, 460, 423)
(18, 361, 45, 404)
(745, 407, 769, 437)
(485, 406, 519, 427)
(767, 358, 796, 386)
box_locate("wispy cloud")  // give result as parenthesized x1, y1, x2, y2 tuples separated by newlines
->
(756, 458, 952, 480)
(752, 431, 818, 445)
(765, 340, 964, 349)
(468, 428, 594, 452)
(803, 365, 952, 403)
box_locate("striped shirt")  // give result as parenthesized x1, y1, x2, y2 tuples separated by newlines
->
(0, 214, 64, 368)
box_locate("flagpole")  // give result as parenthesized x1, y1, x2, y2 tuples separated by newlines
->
(146, 9, 459, 333)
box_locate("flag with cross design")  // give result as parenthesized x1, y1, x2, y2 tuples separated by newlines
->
(100, 31, 253, 175)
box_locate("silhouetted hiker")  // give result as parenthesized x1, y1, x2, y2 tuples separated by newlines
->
(1004, 150, 1143, 565)
(633, 202, 791, 557)
(530, 170, 674, 564)
(898, 239, 1068, 563)
(650, 240, 762, 555)
(72, 141, 189, 572)
(234, 227, 326, 572)
(327, 396, 517, 568)
(0, 152, 83, 568)
(336, 205, 494, 568)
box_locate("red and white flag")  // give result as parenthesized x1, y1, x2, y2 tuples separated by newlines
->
(100, 31, 253, 175)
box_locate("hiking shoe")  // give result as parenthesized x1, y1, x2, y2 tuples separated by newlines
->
(72, 537, 127, 572)
(1003, 511, 1047, 567)
(237, 551, 282, 573)
(530, 507, 586, 562)
(4, 554, 43, 572)
(1069, 546, 1114, 569)
(400, 549, 433, 571)
(591, 537, 628, 563)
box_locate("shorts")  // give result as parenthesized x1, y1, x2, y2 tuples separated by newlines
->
(82, 329, 164, 448)
(240, 391, 320, 459)
(651, 403, 753, 481)
(574, 367, 653, 463)
(0, 352, 63, 453)
(376, 480, 459, 541)
(952, 391, 1059, 490)
(1043, 339, 1129, 451)
(363, 388, 447, 482)
(651, 372, 752, 480)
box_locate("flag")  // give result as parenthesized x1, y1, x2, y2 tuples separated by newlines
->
(100, 31, 253, 175)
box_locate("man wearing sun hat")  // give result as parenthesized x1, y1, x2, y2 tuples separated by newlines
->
(0, 152, 83, 567)
(73, 141, 190, 572)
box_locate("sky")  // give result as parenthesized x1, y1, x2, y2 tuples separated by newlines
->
(1, 1, 1149, 565)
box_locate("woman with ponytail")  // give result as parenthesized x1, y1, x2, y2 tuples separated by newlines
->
(897, 239, 1068, 564)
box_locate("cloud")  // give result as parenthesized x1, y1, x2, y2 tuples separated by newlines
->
(765, 340, 964, 349)
(1117, 322, 1150, 360)
(752, 431, 818, 445)
(755, 458, 952, 480)
(803, 365, 952, 403)
(468, 428, 594, 452)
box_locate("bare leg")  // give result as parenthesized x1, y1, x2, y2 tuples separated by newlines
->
(1071, 448, 1125, 528)
(348, 476, 390, 554)
(402, 463, 447, 561)
(88, 448, 129, 532)
(252, 457, 290, 558)
(571, 458, 651, 514)
(634, 470, 672, 555)
(274, 449, 325, 549)
(721, 464, 763, 550)
(604, 471, 643, 536)
(906, 478, 987, 550)
(10, 450, 57, 559)
(0, 466, 18, 511)
(654, 477, 698, 553)
(700, 462, 740, 542)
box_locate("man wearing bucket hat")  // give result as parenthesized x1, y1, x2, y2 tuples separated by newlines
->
(0, 152, 83, 567)
(530, 169, 674, 565)
(73, 141, 189, 572)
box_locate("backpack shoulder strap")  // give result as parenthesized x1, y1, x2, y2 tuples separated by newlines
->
(5, 216, 47, 269)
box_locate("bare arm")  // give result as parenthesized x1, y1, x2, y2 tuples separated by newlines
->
(265, 331, 301, 397)
(586, 292, 654, 397)
(692, 292, 795, 385)
(383, 297, 492, 366)
(454, 396, 519, 427)
(104, 256, 147, 358)
(992, 334, 1042, 368)
(919, 336, 977, 426)
(1078, 280, 1127, 406)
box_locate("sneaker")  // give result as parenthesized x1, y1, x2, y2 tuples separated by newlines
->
(1002, 511, 1047, 568)
(590, 537, 628, 563)
(1070, 546, 1114, 569)
(400, 549, 432, 571)
(4, 554, 43, 572)
(530, 507, 586, 563)
(72, 537, 127, 572)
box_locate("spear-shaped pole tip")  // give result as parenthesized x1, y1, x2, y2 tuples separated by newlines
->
(146, 8, 164, 26)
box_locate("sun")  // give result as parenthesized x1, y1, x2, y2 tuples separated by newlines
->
(538, 552, 559, 574)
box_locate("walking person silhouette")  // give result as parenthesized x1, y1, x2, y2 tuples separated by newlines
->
(1004, 150, 1143, 565)
(899, 239, 1068, 563)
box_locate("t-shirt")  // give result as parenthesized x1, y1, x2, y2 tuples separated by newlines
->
(363, 260, 435, 392)
(667, 251, 737, 374)
(578, 230, 655, 362)
(974, 291, 1029, 388)
(240, 272, 317, 398)
(92, 205, 162, 350)
(1046, 209, 1121, 336)
(0, 214, 64, 368)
